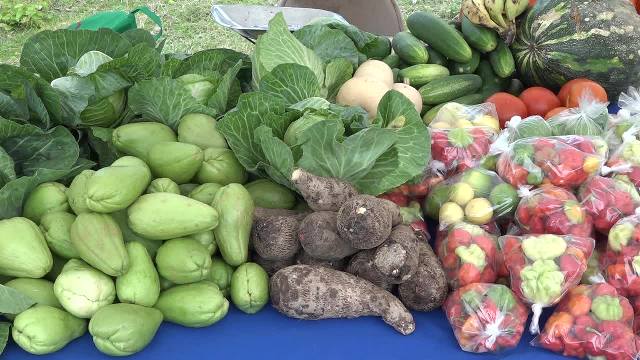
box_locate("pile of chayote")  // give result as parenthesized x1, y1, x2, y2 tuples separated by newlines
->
(0, 114, 294, 356)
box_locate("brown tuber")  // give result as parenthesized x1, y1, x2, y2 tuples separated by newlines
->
(252, 252, 296, 276)
(296, 251, 348, 272)
(398, 241, 447, 312)
(254, 207, 309, 221)
(373, 225, 419, 284)
(298, 211, 357, 261)
(337, 195, 395, 249)
(251, 215, 300, 261)
(346, 249, 394, 292)
(290, 169, 358, 212)
(270, 265, 415, 335)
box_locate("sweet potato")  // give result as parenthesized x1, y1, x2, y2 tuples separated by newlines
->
(337, 195, 395, 249)
(270, 265, 415, 335)
(374, 225, 419, 284)
(398, 241, 447, 312)
(290, 169, 358, 212)
(251, 215, 300, 261)
(346, 249, 394, 292)
(296, 251, 348, 271)
(298, 211, 357, 261)
(252, 252, 296, 276)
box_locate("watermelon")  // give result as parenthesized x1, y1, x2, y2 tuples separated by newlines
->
(512, 0, 640, 97)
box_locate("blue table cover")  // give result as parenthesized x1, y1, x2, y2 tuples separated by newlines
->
(5, 104, 622, 359)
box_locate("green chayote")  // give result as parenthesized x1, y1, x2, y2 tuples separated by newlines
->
(188, 183, 223, 205)
(0, 217, 52, 278)
(86, 156, 152, 213)
(147, 178, 181, 194)
(591, 295, 623, 321)
(66, 170, 95, 215)
(244, 179, 297, 209)
(112, 122, 177, 162)
(178, 113, 227, 150)
(155, 238, 211, 284)
(39, 212, 79, 259)
(23, 182, 69, 223)
(53, 259, 115, 318)
(45, 253, 66, 282)
(111, 210, 162, 258)
(188, 230, 217, 255)
(230, 262, 269, 314)
(116, 242, 160, 307)
(209, 257, 233, 297)
(520, 259, 564, 304)
(213, 184, 254, 266)
(179, 183, 199, 195)
(195, 148, 248, 185)
(89, 303, 163, 356)
(12, 306, 86, 355)
(5, 278, 61, 309)
(155, 281, 229, 327)
(522, 235, 567, 261)
(147, 141, 203, 184)
(609, 222, 634, 252)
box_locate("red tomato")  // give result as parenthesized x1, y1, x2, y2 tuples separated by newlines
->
(519, 87, 561, 117)
(566, 80, 608, 107)
(544, 107, 568, 120)
(558, 78, 590, 105)
(486, 92, 528, 128)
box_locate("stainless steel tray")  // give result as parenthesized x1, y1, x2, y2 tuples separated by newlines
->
(211, 4, 348, 42)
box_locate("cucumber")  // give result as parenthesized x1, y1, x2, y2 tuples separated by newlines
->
(398, 64, 450, 88)
(476, 59, 509, 98)
(361, 36, 392, 60)
(427, 48, 448, 67)
(407, 11, 472, 63)
(382, 53, 401, 68)
(449, 50, 480, 75)
(461, 16, 498, 53)
(392, 68, 400, 83)
(392, 32, 428, 65)
(422, 93, 486, 125)
(489, 40, 515, 78)
(418, 74, 483, 105)
(507, 79, 525, 96)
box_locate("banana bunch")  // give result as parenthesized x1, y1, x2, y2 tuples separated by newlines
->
(461, 0, 529, 43)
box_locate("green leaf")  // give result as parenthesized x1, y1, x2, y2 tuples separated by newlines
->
(294, 24, 360, 66)
(0, 91, 29, 122)
(289, 97, 331, 113)
(98, 43, 162, 82)
(297, 120, 396, 182)
(0, 284, 35, 314)
(253, 13, 325, 87)
(324, 58, 354, 101)
(161, 57, 183, 78)
(309, 18, 376, 50)
(208, 60, 242, 115)
(70, 51, 113, 77)
(121, 28, 157, 48)
(0, 322, 9, 355)
(259, 64, 321, 106)
(0, 147, 16, 186)
(254, 126, 295, 188)
(127, 77, 218, 130)
(20, 29, 131, 82)
(174, 49, 249, 78)
(88, 127, 119, 166)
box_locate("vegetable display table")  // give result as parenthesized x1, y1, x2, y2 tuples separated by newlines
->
(5, 306, 564, 359)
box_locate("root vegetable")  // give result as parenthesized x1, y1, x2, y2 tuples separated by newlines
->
(346, 249, 394, 292)
(295, 251, 348, 271)
(251, 216, 300, 261)
(291, 169, 359, 212)
(298, 212, 357, 261)
(270, 265, 415, 335)
(253, 207, 309, 221)
(374, 225, 419, 284)
(337, 195, 394, 249)
(398, 241, 448, 312)
(252, 252, 296, 276)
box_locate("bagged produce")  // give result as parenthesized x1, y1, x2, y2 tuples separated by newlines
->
(604, 126, 640, 188)
(497, 136, 607, 189)
(499, 234, 594, 333)
(488, 116, 553, 156)
(547, 94, 610, 137)
(424, 168, 519, 229)
(431, 127, 496, 177)
(429, 102, 501, 134)
(578, 176, 640, 234)
(607, 87, 640, 148)
(515, 185, 593, 237)
(536, 283, 637, 359)
(600, 213, 640, 297)
(444, 283, 528, 353)
(437, 222, 500, 289)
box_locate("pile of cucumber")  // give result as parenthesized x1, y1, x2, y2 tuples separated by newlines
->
(384, 11, 523, 124)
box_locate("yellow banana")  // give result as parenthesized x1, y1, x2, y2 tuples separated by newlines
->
(504, 0, 529, 20)
(484, 0, 508, 28)
(461, 0, 503, 33)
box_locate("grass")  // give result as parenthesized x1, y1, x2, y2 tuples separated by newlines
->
(0, 0, 462, 64)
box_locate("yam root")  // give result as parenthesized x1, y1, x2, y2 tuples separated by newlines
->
(398, 241, 447, 312)
(290, 169, 358, 212)
(379, 198, 402, 226)
(337, 195, 394, 249)
(254, 207, 310, 221)
(252, 252, 296, 276)
(373, 225, 419, 284)
(251, 215, 300, 260)
(296, 251, 348, 272)
(270, 265, 415, 335)
(346, 249, 394, 292)
(298, 211, 357, 261)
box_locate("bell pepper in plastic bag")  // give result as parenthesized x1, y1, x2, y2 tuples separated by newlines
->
(424, 168, 519, 229)
(536, 283, 637, 359)
(431, 127, 495, 177)
(444, 283, 528, 353)
(399, 201, 429, 239)
(578, 176, 640, 234)
(497, 136, 607, 189)
(605, 126, 640, 189)
(515, 185, 594, 237)
(499, 234, 594, 334)
(547, 93, 610, 137)
(437, 222, 499, 289)
(600, 212, 640, 297)
(606, 87, 640, 149)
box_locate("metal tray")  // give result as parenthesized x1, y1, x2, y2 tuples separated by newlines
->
(211, 4, 348, 42)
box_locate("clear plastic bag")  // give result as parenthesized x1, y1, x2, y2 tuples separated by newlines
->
(399, 201, 430, 240)
(444, 283, 528, 353)
(515, 185, 594, 238)
(547, 93, 610, 137)
(604, 125, 640, 188)
(499, 234, 595, 334)
(496, 136, 608, 189)
(535, 283, 636, 359)
(429, 103, 500, 177)
(600, 211, 640, 298)
(578, 176, 640, 234)
(489, 116, 553, 156)
(423, 168, 519, 230)
(436, 222, 500, 289)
